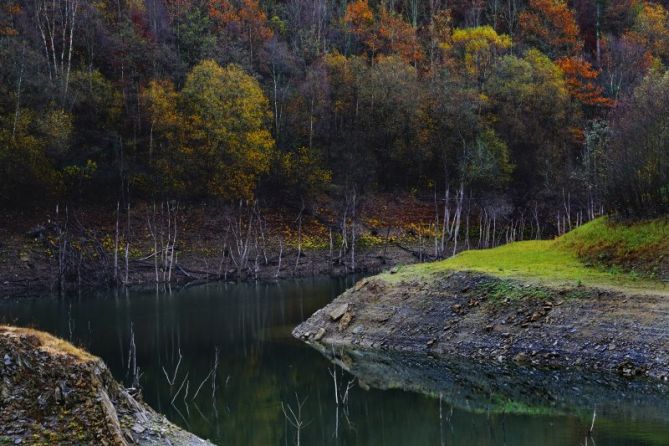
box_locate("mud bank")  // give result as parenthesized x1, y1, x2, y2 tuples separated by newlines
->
(0, 326, 212, 445)
(293, 272, 669, 381)
(0, 242, 417, 299)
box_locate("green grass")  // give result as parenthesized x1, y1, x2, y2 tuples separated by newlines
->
(559, 217, 669, 277)
(381, 218, 669, 293)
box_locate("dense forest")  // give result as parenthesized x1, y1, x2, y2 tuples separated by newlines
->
(1, 0, 669, 220)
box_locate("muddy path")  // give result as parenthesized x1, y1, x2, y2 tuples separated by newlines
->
(293, 272, 669, 381)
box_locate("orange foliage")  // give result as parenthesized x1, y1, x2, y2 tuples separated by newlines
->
(377, 9, 423, 63)
(519, 0, 582, 57)
(344, 0, 374, 33)
(344, 0, 422, 64)
(0, 3, 21, 36)
(557, 56, 614, 107)
(208, 0, 237, 28)
(626, 1, 669, 62)
(208, 0, 273, 52)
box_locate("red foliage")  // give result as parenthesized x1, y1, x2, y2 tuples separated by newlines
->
(557, 56, 614, 107)
(344, 0, 422, 64)
(209, 0, 272, 40)
(519, 0, 583, 57)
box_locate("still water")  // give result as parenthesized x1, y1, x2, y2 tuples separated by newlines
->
(2, 277, 669, 445)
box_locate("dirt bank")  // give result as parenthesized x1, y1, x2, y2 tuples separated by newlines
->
(0, 198, 433, 298)
(0, 325, 212, 445)
(294, 272, 669, 381)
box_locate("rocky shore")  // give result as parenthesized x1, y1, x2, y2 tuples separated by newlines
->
(294, 271, 669, 381)
(0, 326, 213, 445)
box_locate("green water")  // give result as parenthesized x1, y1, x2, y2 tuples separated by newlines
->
(2, 277, 669, 445)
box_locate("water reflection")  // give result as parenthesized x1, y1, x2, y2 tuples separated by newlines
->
(2, 278, 669, 445)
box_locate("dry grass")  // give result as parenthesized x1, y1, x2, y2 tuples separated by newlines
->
(0, 325, 96, 362)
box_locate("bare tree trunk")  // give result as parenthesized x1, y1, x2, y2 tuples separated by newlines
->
(452, 183, 464, 256)
(114, 202, 120, 283)
(11, 45, 25, 140)
(350, 189, 357, 272)
(124, 242, 129, 285)
(294, 201, 305, 276)
(440, 186, 450, 255)
(276, 238, 283, 279)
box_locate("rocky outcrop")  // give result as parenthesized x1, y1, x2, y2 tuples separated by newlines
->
(294, 272, 669, 381)
(0, 326, 213, 446)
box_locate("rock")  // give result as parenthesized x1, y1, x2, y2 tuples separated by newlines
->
(312, 328, 326, 341)
(131, 423, 146, 434)
(329, 303, 349, 321)
(390, 267, 399, 274)
(354, 280, 368, 292)
(338, 312, 353, 331)
(513, 352, 528, 363)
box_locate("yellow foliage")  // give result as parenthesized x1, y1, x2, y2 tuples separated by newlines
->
(446, 26, 512, 82)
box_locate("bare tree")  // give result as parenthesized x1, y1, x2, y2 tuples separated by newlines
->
(34, 0, 80, 100)
(281, 394, 310, 446)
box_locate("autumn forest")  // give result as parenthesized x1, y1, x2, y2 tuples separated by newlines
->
(2, 0, 669, 222)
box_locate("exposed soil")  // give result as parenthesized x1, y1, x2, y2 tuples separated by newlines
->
(0, 326, 212, 446)
(294, 271, 669, 381)
(0, 197, 432, 298)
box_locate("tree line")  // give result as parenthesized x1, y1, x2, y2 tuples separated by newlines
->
(1, 0, 668, 218)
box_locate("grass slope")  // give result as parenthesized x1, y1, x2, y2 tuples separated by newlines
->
(383, 217, 669, 293)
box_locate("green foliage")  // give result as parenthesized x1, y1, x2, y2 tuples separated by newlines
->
(604, 69, 669, 217)
(0, 111, 63, 205)
(276, 146, 332, 200)
(485, 49, 577, 191)
(177, 7, 216, 68)
(463, 129, 513, 189)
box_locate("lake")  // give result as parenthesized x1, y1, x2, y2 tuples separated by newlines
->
(2, 277, 669, 445)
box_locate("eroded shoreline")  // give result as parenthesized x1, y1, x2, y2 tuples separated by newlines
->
(294, 272, 669, 381)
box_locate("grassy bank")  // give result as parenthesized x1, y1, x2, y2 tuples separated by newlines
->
(383, 217, 669, 293)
